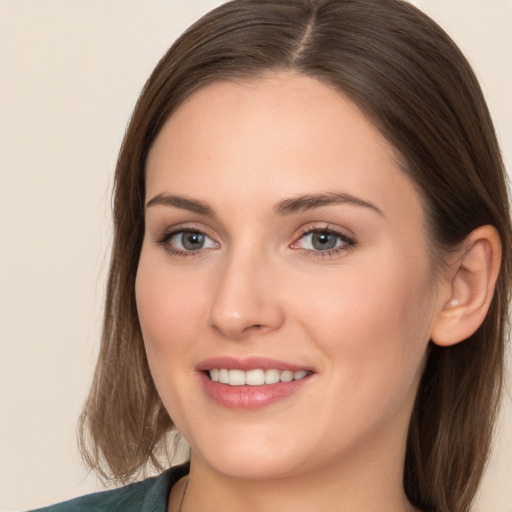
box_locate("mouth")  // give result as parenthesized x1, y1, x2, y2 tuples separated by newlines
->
(207, 368, 310, 386)
(197, 357, 315, 409)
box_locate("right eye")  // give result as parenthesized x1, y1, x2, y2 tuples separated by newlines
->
(159, 229, 218, 255)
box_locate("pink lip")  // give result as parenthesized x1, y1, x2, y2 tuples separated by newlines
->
(196, 356, 314, 410)
(196, 356, 311, 372)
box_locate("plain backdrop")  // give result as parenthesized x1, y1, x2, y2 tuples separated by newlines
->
(1, 1, 511, 511)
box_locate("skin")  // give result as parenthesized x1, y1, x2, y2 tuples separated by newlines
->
(136, 73, 447, 512)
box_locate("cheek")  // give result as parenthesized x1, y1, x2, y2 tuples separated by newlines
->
(135, 250, 214, 433)
(135, 252, 206, 362)
(294, 259, 434, 405)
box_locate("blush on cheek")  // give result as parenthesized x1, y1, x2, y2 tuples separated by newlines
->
(135, 262, 174, 357)
(299, 265, 431, 402)
(136, 261, 206, 359)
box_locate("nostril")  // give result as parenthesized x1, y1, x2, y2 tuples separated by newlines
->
(242, 323, 265, 334)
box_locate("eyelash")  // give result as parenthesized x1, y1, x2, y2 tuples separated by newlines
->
(291, 225, 357, 258)
(156, 225, 357, 259)
(156, 225, 218, 259)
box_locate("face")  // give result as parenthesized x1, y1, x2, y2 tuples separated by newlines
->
(136, 73, 442, 481)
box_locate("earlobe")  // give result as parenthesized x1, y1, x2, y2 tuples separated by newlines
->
(431, 225, 501, 347)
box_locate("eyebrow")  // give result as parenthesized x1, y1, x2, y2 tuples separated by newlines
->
(144, 191, 383, 217)
(274, 192, 384, 216)
(145, 193, 215, 216)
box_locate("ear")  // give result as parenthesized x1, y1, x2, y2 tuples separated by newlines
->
(431, 225, 501, 347)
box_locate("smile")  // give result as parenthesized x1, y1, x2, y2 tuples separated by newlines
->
(208, 368, 310, 386)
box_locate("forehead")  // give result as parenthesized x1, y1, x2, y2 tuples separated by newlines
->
(145, 72, 423, 224)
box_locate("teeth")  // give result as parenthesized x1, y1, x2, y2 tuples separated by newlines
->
(265, 369, 280, 384)
(208, 368, 309, 386)
(246, 369, 264, 385)
(219, 369, 229, 384)
(228, 369, 246, 386)
(280, 370, 293, 382)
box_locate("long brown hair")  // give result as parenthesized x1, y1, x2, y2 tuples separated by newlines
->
(78, 1, 512, 510)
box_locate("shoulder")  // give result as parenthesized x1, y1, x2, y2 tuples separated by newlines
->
(29, 463, 189, 512)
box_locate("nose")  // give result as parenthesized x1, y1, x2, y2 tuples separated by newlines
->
(208, 249, 285, 340)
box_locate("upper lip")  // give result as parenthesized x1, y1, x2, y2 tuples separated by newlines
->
(196, 356, 314, 372)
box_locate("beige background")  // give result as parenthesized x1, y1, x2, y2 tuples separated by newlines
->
(0, 1, 511, 511)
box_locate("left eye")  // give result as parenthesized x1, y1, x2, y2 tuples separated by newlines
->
(168, 230, 217, 251)
(296, 229, 354, 252)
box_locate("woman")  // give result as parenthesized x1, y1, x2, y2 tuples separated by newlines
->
(31, 0, 511, 511)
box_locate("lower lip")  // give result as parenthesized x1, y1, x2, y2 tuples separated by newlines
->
(199, 372, 312, 410)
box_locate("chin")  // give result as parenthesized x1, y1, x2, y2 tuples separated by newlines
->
(200, 449, 307, 481)
(188, 425, 318, 480)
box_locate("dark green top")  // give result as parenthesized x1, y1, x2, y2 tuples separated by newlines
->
(30, 463, 190, 512)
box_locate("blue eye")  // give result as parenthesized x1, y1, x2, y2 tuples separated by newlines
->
(305, 231, 339, 250)
(161, 230, 218, 253)
(296, 228, 355, 254)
